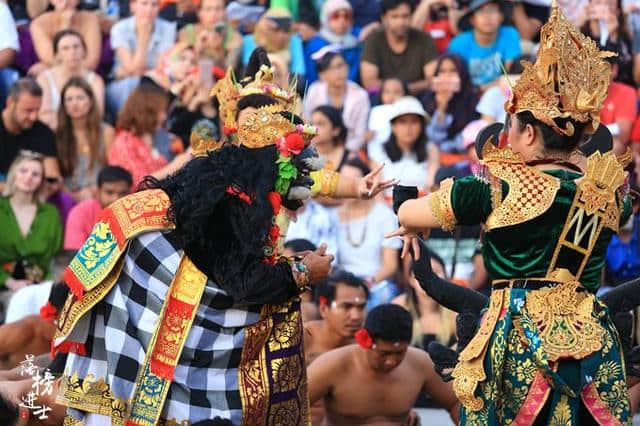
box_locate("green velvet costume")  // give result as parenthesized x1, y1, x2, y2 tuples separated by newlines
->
(430, 145, 632, 425)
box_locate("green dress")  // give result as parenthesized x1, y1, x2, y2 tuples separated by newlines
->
(431, 147, 632, 425)
(0, 197, 62, 285)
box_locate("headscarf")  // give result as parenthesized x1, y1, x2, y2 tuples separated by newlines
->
(319, 0, 358, 49)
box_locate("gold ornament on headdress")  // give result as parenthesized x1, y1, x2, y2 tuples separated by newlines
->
(237, 104, 317, 149)
(210, 64, 297, 132)
(505, 0, 616, 136)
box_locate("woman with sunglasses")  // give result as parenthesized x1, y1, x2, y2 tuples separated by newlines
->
(0, 152, 62, 298)
(304, 0, 361, 84)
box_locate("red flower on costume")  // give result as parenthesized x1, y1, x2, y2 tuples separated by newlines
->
(285, 133, 305, 154)
(40, 302, 57, 322)
(355, 328, 374, 349)
(267, 192, 281, 215)
(269, 224, 280, 240)
(223, 126, 237, 135)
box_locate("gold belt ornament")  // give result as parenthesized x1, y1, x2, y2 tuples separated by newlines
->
(525, 279, 603, 361)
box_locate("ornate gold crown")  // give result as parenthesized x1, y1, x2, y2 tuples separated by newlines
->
(505, 0, 616, 136)
(210, 64, 297, 132)
(237, 104, 317, 149)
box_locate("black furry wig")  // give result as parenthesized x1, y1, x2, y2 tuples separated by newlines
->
(141, 143, 280, 278)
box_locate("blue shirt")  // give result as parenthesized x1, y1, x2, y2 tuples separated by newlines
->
(241, 34, 306, 77)
(606, 215, 640, 284)
(303, 35, 362, 84)
(447, 26, 521, 86)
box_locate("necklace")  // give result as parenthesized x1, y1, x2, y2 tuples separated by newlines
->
(345, 209, 368, 247)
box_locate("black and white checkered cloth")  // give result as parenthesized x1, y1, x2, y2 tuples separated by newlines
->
(62, 230, 263, 424)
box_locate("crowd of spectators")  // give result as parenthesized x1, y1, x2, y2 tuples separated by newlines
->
(2, 0, 640, 418)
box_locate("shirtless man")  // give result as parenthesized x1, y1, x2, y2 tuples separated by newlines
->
(304, 270, 369, 365)
(308, 304, 459, 426)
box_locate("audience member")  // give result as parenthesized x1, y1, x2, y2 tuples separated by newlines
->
(361, 0, 439, 95)
(36, 29, 105, 129)
(108, 84, 190, 187)
(178, 0, 242, 69)
(56, 77, 114, 202)
(29, 0, 102, 75)
(241, 8, 305, 79)
(0, 282, 68, 368)
(106, 0, 176, 118)
(304, 0, 361, 84)
(606, 212, 640, 285)
(310, 105, 351, 176)
(0, 78, 58, 188)
(304, 51, 370, 151)
(336, 158, 402, 307)
(435, 118, 485, 179)
(367, 77, 408, 150)
(158, 0, 197, 30)
(64, 166, 131, 250)
(411, 0, 460, 53)
(422, 53, 479, 154)
(307, 304, 459, 425)
(305, 270, 369, 364)
(393, 251, 456, 350)
(582, 0, 636, 86)
(0, 0, 19, 109)
(144, 42, 216, 147)
(369, 96, 440, 194)
(284, 199, 341, 262)
(510, 0, 550, 42)
(475, 56, 526, 124)
(0, 152, 62, 296)
(558, 0, 590, 26)
(4, 249, 74, 324)
(600, 55, 638, 153)
(305, 270, 369, 425)
(0, 374, 66, 425)
(447, 0, 520, 88)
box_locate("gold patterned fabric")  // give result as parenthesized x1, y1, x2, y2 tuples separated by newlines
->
(430, 178, 457, 232)
(481, 144, 560, 230)
(505, 0, 615, 136)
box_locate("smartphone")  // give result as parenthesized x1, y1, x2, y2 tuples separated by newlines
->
(199, 59, 214, 89)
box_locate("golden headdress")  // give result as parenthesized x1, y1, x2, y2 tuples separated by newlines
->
(505, 0, 616, 136)
(210, 64, 297, 133)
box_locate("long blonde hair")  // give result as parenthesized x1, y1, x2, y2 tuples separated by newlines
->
(2, 151, 46, 201)
(406, 288, 457, 346)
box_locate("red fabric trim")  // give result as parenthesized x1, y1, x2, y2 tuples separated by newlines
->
(581, 382, 623, 426)
(64, 269, 85, 300)
(149, 296, 197, 381)
(53, 341, 86, 359)
(513, 370, 551, 425)
(226, 186, 253, 205)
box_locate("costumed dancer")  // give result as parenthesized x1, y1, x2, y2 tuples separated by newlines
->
(51, 49, 392, 425)
(389, 2, 637, 423)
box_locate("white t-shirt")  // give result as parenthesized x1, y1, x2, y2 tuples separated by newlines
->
(476, 86, 507, 124)
(5, 281, 52, 323)
(336, 202, 402, 278)
(368, 143, 429, 192)
(285, 200, 340, 260)
(0, 2, 19, 52)
(367, 104, 394, 153)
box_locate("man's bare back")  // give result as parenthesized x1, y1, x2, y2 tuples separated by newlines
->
(308, 344, 458, 426)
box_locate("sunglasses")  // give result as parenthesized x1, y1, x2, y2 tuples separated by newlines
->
(330, 10, 353, 21)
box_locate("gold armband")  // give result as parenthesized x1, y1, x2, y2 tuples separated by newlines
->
(310, 169, 340, 198)
(430, 178, 457, 232)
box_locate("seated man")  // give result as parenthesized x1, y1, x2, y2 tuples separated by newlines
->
(63, 166, 132, 250)
(308, 303, 459, 425)
(304, 270, 368, 365)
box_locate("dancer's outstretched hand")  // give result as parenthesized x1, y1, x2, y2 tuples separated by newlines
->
(385, 226, 423, 259)
(302, 244, 334, 285)
(358, 164, 398, 199)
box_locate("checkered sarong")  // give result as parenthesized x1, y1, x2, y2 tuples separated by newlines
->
(61, 230, 262, 424)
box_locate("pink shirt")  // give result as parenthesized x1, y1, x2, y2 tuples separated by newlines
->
(64, 199, 102, 250)
(108, 130, 168, 188)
